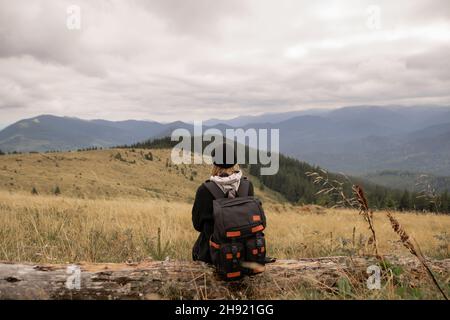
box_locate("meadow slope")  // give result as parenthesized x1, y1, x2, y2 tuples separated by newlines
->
(0, 148, 284, 203)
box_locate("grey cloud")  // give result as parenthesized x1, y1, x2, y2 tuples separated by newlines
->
(0, 0, 449, 125)
(136, 0, 245, 38)
(0, 2, 80, 60)
(406, 46, 450, 80)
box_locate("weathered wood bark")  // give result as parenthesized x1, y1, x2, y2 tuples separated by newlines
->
(0, 256, 448, 299)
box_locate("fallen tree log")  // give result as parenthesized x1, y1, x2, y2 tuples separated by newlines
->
(0, 256, 448, 299)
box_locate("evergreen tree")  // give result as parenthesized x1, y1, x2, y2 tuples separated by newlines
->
(399, 190, 411, 211)
(438, 191, 449, 213)
(385, 197, 397, 209)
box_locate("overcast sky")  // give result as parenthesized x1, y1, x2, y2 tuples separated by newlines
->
(0, 0, 449, 126)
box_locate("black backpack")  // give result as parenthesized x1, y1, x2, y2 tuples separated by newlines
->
(204, 177, 267, 280)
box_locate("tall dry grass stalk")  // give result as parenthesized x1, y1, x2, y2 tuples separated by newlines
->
(306, 170, 356, 208)
(415, 174, 441, 213)
(352, 185, 379, 257)
(306, 171, 379, 256)
(386, 210, 448, 300)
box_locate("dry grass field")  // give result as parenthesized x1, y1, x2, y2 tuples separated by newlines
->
(0, 148, 449, 299)
(0, 190, 449, 264)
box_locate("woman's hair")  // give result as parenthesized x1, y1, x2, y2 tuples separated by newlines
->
(211, 163, 240, 177)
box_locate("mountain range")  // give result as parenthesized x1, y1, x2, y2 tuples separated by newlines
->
(1, 105, 450, 177)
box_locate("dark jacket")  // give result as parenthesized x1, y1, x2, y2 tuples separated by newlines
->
(192, 180, 254, 263)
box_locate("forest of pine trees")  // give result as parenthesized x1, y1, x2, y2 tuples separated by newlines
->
(249, 154, 450, 214)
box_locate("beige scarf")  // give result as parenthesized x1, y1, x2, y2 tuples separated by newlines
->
(210, 171, 242, 198)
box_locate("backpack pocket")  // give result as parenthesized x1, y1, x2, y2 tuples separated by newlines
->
(245, 233, 266, 266)
(220, 242, 244, 279)
(213, 197, 266, 243)
(222, 222, 265, 242)
(210, 238, 244, 280)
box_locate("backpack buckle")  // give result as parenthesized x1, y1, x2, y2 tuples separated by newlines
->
(231, 244, 238, 264)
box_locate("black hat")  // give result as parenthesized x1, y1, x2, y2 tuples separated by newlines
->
(212, 143, 237, 168)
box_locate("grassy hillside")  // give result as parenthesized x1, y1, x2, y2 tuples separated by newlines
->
(0, 148, 284, 204)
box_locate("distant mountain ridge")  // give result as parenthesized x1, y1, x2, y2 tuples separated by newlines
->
(1, 105, 450, 177)
(203, 108, 329, 127)
(245, 106, 450, 175)
(0, 115, 192, 152)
